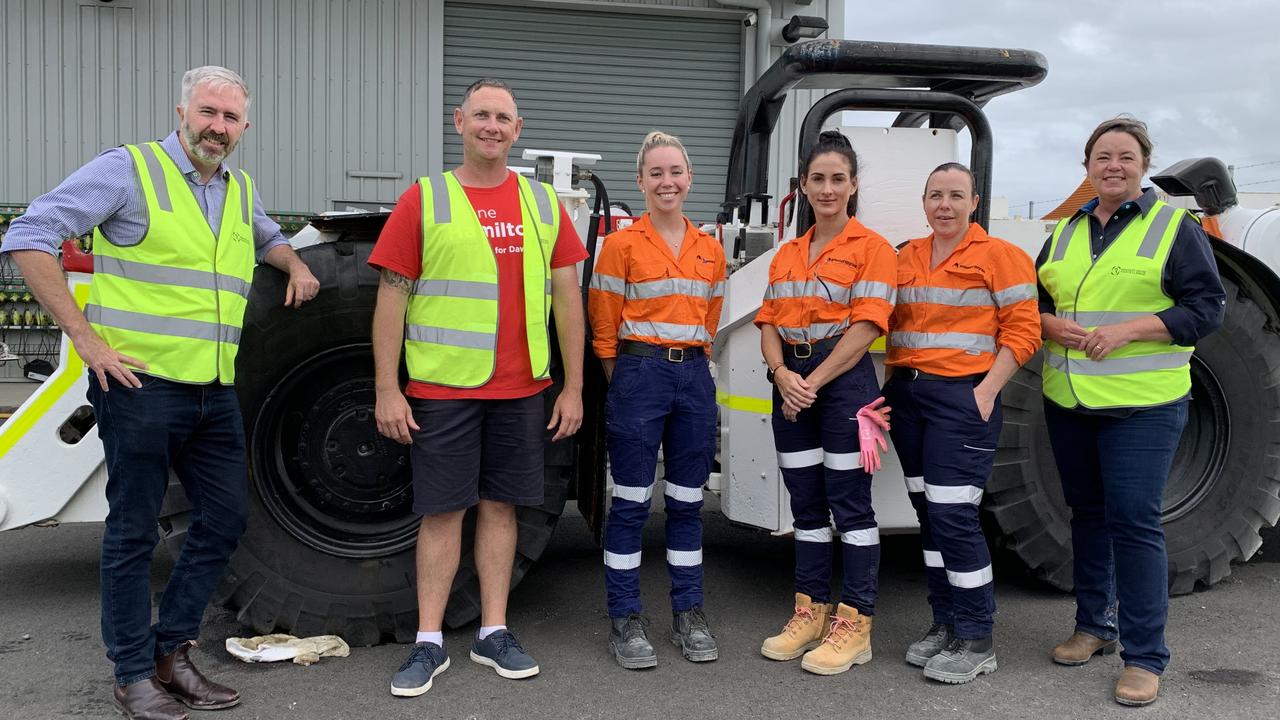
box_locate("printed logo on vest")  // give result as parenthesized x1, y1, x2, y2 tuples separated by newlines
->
(1111, 265, 1147, 277)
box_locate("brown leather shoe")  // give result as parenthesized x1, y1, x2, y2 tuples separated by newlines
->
(1115, 666, 1160, 706)
(112, 677, 190, 720)
(156, 641, 241, 710)
(1051, 631, 1118, 666)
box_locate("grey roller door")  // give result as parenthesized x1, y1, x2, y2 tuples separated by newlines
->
(443, 2, 742, 222)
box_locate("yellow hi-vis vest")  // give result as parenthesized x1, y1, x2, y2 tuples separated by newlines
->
(1039, 199, 1194, 410)
(85, 142, 256, 385)
(404, 172, 558, 387)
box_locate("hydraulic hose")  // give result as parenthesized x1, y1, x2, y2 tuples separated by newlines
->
(580, 172, 612, 301)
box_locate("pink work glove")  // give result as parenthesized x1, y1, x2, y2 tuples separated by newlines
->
(855, 397, 891, 474)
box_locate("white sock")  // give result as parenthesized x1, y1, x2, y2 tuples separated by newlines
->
(415, 631, 443, 646)
(477, 625, 507, 640)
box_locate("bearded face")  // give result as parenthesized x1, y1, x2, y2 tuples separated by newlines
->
(181, 118, 237, 166)
(176, 81, 249, 170)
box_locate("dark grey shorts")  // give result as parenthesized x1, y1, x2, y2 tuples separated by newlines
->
(408, 393, 546, 516)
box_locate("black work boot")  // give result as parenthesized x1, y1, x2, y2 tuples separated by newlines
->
(609, 614, 657, 670)
(923, 635, 997, 684)
(905, 623, 954, 667)
(671, 607, 718, 662)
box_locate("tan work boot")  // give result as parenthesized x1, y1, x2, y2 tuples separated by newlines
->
(1051, 631, 1118, 666)
(800, 603, 872, 675)
(761, 593, 832, 661)
(1114, 666, 1160, 706)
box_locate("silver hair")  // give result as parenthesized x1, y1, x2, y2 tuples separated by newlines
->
(180, 66, 251, 112)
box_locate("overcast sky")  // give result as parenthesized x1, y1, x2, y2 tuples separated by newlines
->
(843, 0, 1279, 216)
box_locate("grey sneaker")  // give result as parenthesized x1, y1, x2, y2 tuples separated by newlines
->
(390, 642, 450, 697)
(671, 607, 718, 662)
(610, 614, 658, 670)
(469, 629, 539, 679)
(905, 623, 954, 667)
(923, 636, 997, 684)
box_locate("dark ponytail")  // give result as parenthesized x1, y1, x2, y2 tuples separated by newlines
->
(799, 129, 860, 216)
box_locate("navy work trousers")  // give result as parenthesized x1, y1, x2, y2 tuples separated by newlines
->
(772, 350, 880, 614)
(87, 374, 248, 686)
(884, 373, 1000, 639)
(1045, 399, 1188, 675)
(602, 352, 717, 617)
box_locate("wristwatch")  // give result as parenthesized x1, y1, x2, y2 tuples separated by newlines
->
(766, 363, 783, 384)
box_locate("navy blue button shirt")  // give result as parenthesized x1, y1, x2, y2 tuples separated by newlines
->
(1035, 187, 1226, 348)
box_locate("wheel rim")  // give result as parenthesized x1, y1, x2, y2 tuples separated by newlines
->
(1164, 355, 1229, 522)
(249, 344, 418, 558)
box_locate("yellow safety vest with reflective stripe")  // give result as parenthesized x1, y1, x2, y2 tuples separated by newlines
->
(404, 172, 557, 387)
(1039, 200, 1194, 409)
(85, 142, 256, 385)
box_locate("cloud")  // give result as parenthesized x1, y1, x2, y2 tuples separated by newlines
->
(841, 0, 1280, 214)
(1059, 22, 1109, 58)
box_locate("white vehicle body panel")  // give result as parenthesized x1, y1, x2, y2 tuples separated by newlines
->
(0, 274, 107, 529)
(713, 126, 957, 533)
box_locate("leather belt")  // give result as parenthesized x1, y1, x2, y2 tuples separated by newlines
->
(901, 367, 986, 383)
(785, 335, 842, 359)
(620, 340, 705, 363)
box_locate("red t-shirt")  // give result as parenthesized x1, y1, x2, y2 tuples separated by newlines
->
(368, 171, 588, 400)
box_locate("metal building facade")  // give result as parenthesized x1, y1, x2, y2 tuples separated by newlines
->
(0, 0, 844, 218)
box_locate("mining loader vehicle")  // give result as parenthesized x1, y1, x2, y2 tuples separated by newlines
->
(2, 40, 1278, 645)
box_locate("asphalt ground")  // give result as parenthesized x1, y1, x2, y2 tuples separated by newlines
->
(2, 502, 1278, 720)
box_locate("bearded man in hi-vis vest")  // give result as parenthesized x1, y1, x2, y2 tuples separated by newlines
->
(369, 78, 586, 697)
(2, 66, 320, 719)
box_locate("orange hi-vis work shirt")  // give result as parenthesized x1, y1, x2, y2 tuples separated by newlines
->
(588, 213, 727, 358)
(754, 216, 897, 342)
(887, 222, 1041, 376)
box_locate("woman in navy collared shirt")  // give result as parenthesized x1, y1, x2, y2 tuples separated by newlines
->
(1036, 116, 1224, 707)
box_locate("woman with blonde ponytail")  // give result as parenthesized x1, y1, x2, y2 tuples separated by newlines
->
(588, 131, 727, 670)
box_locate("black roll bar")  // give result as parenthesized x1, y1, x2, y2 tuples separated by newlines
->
(793, 90, 993, 235)
(723, 39, 1047, 222)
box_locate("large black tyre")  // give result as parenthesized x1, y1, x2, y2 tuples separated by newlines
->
(160, 237, 571, 645)
(986, 275, 1280, 594)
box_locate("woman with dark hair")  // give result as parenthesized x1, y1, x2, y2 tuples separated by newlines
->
(1037, 116, 1224, 706)
(883, 162, 1040, 684)
(755, 130, 897, 676)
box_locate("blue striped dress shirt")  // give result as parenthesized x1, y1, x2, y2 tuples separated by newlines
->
(1, 131, 287, 260)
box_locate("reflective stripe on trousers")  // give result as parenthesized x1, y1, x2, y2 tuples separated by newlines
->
(883, 373, 999, 638)
(771, 351, 880, 613)
(603, 352, 716, 617)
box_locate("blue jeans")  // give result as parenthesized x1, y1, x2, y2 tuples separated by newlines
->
(87, 374, 248, 686)
(602, 353, 717, 617)
(1044, 399, 1188, 675)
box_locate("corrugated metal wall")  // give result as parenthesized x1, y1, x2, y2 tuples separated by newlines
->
(442, 2, 743, 222)
(0, 0, 442, 212)
(0, 0, 840, 215)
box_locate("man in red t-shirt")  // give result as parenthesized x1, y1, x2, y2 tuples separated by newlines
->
(369, 79, 587, 696)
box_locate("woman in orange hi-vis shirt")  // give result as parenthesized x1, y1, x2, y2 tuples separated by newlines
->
(754, 130, 897, 676)
(884, 163, 1040, 685)
(588, 131, 727, 670)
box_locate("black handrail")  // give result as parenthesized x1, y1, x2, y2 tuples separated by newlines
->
(793, 90, 993, 235)
(722, 39, 1047, 222)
